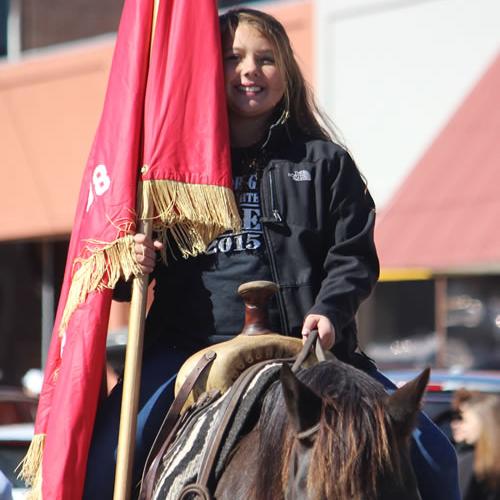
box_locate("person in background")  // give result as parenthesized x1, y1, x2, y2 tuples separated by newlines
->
(451, 390, 500, 500)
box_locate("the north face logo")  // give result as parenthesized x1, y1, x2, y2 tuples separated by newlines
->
(288, 170, 311, 182)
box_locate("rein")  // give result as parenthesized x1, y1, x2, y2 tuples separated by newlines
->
(288, 330, 324, 494)
(292, 330, 324, 442)
(291, 330, 326, 372)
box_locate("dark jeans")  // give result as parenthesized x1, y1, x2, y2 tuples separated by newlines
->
(84, 345, 460, 500)
(83, 342, 192, 500)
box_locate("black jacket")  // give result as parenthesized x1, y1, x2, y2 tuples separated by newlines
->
(257, 125, 379, 361)
(115, 124, 379, 362)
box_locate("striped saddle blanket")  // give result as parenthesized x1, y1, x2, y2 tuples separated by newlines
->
(150, 362, 281, 499)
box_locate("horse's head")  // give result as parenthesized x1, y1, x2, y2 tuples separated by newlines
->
(278, 361, 429, 500)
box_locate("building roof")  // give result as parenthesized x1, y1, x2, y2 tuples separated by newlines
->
(375, 52, 500, 276)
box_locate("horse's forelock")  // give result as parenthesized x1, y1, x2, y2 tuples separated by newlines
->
(304, 362, 405, 500)
(271, 362, 405, 500)
(254, 361, 408, 500)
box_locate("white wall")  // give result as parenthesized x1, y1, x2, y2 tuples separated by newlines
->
(315, 0, 500, 208)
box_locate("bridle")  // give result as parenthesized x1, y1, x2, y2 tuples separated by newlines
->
(294, 422, 320, 441)
(286, 422, 320, 500)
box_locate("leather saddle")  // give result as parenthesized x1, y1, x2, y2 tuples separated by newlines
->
(175, 280, 315, 412)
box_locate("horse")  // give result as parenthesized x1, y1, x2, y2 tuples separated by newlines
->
(143, 281, 430, 499)
(211, 359, 429, 500)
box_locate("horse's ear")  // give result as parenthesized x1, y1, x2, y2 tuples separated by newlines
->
(386, 367, 430, 437)
(280, 363, 322, 435)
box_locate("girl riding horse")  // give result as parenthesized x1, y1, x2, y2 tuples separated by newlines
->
(84, 7, 459, 499)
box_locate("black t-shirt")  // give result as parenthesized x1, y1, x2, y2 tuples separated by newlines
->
(146, 146, 281, 348)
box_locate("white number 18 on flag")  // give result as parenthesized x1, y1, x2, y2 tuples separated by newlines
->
(86, 164, 111, 212)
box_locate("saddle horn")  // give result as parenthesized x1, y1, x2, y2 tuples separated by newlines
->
(237, 280, 279, 336)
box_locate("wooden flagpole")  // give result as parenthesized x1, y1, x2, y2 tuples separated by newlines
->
(112, 206, 152, 500)
(113, 1, 160, 498)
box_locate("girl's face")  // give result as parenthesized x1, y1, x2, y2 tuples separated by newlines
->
(223, 22, 286, 122)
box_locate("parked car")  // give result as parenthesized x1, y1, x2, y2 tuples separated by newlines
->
(0, 422, 33, 500)
(0, 387, 37, 499)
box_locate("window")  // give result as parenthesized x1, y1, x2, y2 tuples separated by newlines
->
(360, 280, 436, 369)
(0, 0, 7, 56)
(447, 276, 500, 369)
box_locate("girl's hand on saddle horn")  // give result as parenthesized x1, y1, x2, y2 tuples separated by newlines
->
(301, 314, 335, 350)
(133, 233, 163, 274)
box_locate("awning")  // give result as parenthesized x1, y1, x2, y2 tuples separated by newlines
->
(375, 52, 500, 275)
(0, 39, 113, 241)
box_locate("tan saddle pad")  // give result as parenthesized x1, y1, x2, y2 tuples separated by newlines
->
(174, 334, 315, 411)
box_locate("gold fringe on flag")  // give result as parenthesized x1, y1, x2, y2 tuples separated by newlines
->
(18, 433, 44, 500)
(140, 179, 241, 262)
(59, 234, 142, 334)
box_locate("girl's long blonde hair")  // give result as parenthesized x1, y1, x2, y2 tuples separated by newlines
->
(455, 390, 500, 490)
(469, 394, 500, 489)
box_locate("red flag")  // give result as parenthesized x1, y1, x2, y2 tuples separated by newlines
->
(21, 0, 239, 498)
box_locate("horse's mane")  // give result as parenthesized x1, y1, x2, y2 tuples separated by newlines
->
(254, 360, 405, 500)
